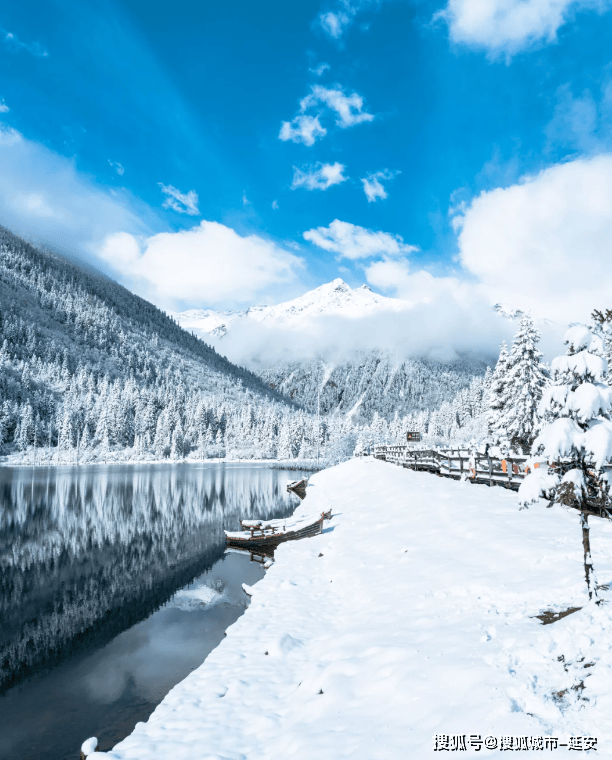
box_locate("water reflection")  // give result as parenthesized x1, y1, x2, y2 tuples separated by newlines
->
(0, 463, 300, 693)
(0, 550, 264, 760)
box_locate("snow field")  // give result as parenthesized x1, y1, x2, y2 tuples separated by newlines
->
(90, 457, 612, 759)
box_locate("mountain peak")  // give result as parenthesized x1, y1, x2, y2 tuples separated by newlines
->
(173, 278, 410, 340)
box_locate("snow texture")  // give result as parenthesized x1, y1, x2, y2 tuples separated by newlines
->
(533, 418, 584, 461)
(561, 468, 586, 494)
(81, 737, 98, 755)
(551, 351, 607, 383)
(531, 417, 612, 471)
(564, 325, 594, 353)
(90, 458, 612, 759)
(541, 381, 612, 422)
(518, 464, 560, 506)
(564, 325, 604, 356)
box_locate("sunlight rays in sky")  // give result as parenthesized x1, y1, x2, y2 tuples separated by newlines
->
(0, 0, 611, 327)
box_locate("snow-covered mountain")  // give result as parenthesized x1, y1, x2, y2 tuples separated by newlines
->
(172, 279, 495, 423)
(172, 278, 411, 338)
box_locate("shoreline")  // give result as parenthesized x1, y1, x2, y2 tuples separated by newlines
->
(87, 457, 612, 759)
(0, 455, 322, 470)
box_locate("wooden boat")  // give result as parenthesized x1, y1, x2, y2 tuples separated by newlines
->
(225, 510, 331, 551)
(287, 477, 308, 494)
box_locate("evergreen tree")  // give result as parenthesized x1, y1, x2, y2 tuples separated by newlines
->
(16, 403, 34, 451)
(276, 417, 293, 460)
(488, 341, 510, 442)
(170, 424, 184, 461)
(520, 324, 612, 601)
(501, 315, 548, 452)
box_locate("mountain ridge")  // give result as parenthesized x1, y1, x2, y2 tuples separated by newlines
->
(171, 278, 412, 339)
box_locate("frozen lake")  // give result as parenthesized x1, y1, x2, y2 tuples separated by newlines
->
(0, 462, 307, 760)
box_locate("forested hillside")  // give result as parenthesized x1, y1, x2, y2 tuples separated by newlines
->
(0, 227, 337, 462)
(259, 353, 486, 423)
(0, 226, 498, 463)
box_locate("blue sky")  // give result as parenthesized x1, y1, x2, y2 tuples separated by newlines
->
(2, 0, 612, 323)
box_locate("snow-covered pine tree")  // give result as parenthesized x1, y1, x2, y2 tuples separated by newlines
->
(488, 341, 510, 443)
(276, 416, 293, 460)
(170, 424, 184, 461)
(501, 315, 548, 452)
(519, 324, 612, 601)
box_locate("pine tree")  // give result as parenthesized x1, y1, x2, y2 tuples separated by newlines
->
(16, 402, 34, 451)
(170, 424, 184, 461)
(501, 315, 548, 452)
(154, 416, 167, 459)
(488, 341, 510, 443)
(276, 417, 293, 460)
(520, 324, 612, 601)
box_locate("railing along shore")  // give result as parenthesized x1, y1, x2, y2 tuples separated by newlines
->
(371, 445, 531, 491)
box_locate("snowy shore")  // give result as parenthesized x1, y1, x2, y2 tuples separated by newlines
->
(0, 453, 321, 470)
(90, 457, 612, 759)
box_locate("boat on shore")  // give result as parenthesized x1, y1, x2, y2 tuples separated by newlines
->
(225, 510, 331, 551)
(286, 477, 308, 496)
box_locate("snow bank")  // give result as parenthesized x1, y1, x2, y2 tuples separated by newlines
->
(81, 737, 98, 756)
(90, 458, 612, 759)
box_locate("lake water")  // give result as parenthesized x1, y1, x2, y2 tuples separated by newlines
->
(0, 462, 307, 760)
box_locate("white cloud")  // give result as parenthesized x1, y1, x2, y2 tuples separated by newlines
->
(300, 85, 374, 128)
(0, 123, 154, 256)
(303, 219, 418, 259)
(272, 199, 279, 210)
(309, 62, 331, 76)
(319, 10, 353, 37)
(544, 79, 612, 155)
(291, 162, 348, 191)
(279, 85, 373, 147)
(454, 154, 612, 323)
(108, 159, 125, 176)
(159, 183, 200, 215)
(210, 272, 513, 365)
(437, 0, 612, 57)
(98, 221, 304, 308)
(0, 100, 9, 113)
(316, 0, 381, 40)
(279, 115, 327, 146)
(361, 169, 399, 202)
(365, 257, 479, 307)
(3, 29, 48, 57)
(0, 123, 305, 313)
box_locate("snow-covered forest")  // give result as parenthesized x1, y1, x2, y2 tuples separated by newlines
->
(362, 313, 552, 451)
(259, 353, 484, 422)
(0, 226, 496, 466)
(3, 224, 585, 465)
(0, 227, 356, 464)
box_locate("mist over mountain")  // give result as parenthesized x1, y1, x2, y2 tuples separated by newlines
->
(0, 225, 560, 460)
(173, 278, 500, 422)
(172, 277, 515, 365)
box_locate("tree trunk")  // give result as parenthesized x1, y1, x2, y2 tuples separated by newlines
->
(581, 511, 598, 602)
